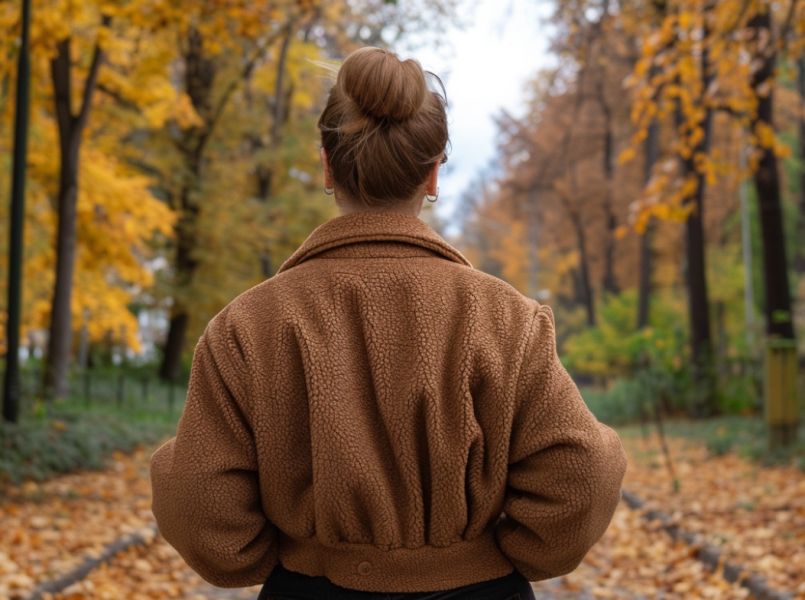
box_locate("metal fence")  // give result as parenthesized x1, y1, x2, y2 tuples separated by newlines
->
(14, 363, 188, 418)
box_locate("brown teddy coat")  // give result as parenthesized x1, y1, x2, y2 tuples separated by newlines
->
(149, 209, 627, 593)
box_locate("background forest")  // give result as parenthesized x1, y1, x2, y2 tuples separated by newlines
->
(0, 0, 460, 398)
(460, 0, 805, 436)
(0, 0, 804, 597)
(4, 0, 801, 438)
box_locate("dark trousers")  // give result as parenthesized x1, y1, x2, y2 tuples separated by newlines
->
(257, 563, 536, 600)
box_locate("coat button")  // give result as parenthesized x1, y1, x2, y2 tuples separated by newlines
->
(357, 561, 372, 575)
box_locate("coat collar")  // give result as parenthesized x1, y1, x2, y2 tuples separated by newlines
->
(276, 210, 474, 274)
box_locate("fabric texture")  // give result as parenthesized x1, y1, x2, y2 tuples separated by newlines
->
(149, 209, 628, 593)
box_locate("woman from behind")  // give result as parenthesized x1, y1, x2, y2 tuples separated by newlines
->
(150, 46, 628, 600)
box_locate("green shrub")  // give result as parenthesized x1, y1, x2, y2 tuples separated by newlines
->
(562, 289, 689, 381)
(563, 288, 768, 421)
(0, 406, 175, 489)
(584, 379, 648, 425)
(716, 372, 760, 415)
(705, 432, 736, 456)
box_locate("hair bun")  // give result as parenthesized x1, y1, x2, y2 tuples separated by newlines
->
(337, 46, 427, 122)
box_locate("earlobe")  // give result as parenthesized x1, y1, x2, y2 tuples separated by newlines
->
(320, 147, 334, 189)
(427, 159, 440, 195)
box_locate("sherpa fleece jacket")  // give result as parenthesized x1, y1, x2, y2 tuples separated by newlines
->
(149, 208, 628, 593)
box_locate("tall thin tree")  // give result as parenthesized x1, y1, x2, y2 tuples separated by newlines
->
(42, 16, 110, 401)
(3, 0, 32, 423)
(749, 3, 798, 447)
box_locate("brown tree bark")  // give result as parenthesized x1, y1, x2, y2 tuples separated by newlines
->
(254, 23, 294, 278)
(636, 0, 669, 331)
(747, 5, 798, 448)
(596, 78, 619, 295)
(796, 54, 805, 276)
(674, 30, 716, 416)
(43, 23, 108, 401)
(637, 119, 659, 329)
(749, 10, 795, 342)
(159, 27, 215, 382)
(568, 208, 596, 327)
(158, 23, 290, 380)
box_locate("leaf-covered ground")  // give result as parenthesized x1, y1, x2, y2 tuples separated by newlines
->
(604, 432, 804, 596)
(0, 431, 801, 599)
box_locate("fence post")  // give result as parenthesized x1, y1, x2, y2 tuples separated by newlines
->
(765, 338, 798, 449)
(116, 372, 125, 407)
(83, 368, 91, 406)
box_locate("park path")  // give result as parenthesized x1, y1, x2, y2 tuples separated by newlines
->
(1, 432, 801, 599)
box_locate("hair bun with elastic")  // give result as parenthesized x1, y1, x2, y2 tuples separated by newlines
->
(338, 47, 427, 122)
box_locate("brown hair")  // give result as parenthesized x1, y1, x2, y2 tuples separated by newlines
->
(318, 46, 449, 208)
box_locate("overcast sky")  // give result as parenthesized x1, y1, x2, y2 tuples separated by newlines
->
(391, 0, 553, 236)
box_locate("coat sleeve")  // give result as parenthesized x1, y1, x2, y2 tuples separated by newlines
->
(494, 303, 627, 581)
(149, 307, 279, 588)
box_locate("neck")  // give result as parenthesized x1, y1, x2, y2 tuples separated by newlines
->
(336, 196, 423, 217)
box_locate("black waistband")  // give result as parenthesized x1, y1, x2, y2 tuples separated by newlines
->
(258, 563, 535, 600)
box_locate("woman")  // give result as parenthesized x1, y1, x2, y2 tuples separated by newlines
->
(150, 46, 628, 600)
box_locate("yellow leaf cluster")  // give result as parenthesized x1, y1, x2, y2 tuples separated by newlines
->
(753, 121, 792, 158)
(617, 0, 796, 238)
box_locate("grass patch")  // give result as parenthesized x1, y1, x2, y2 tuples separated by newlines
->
(0, 369, 186, 490)
(0, 409, 175, 489)
(616, 415, 805, 470)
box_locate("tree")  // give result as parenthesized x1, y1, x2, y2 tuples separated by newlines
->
(155, 5, 321, 382)
(1, 1, 179, 401)
(797, 54, 805, 278)
(620, 0, 801, 436)
(42, 12, 111, 400)
(2, 0, 32, 424)
(747, 1, 798, 447)
(151, 0, 461, 381)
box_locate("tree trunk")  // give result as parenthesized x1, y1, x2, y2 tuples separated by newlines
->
(2, 0, 32, 424)
(255, 25, 294, 278)
(637, 119, 659, 329)
(44, 131, 79, 400)
(749, 6, 797, 448)
(43, 31, 105, 401)
(635, 0, 669, 332)
(525, 189, 541, 300)
(158, 185, 201, 381)
(160, 311, 190, 383)
(683, 164, 715, 415)
(675, 35, 716, 416)
(158, 24, 288, 378)
(796, 54, 805, 276)
(570, 212, 596, 326)
(159, 28, 215, 382)
(753, 121, 792, 329)
(597, 85, 618, 295)
(750, 12, 795, 342)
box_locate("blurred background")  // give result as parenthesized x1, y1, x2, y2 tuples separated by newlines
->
(0, 0, 804, 598)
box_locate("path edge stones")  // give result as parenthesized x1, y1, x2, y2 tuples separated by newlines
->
(621, 489, 793, 600)
(24, 523, 159, 600)
(21, 492, 796, 600)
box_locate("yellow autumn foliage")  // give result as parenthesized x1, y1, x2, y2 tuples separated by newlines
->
(620, 0, 800, 232)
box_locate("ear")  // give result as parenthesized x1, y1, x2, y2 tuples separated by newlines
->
(425, 157, 440, 195)
(320, 147, 334, 189)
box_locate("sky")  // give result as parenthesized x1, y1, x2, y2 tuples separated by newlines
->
(391, 0, 553, 236)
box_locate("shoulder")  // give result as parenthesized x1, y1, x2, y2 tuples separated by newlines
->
(208, 275, 288, 329)
(201, 278, 280, 355)
(208, 263, 547, 340)
(458, 265, 544, 319)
